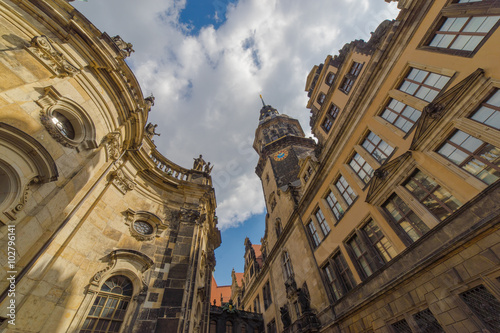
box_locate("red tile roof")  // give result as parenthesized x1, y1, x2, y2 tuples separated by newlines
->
(234, 272, 244, 287)
(252, 244, 263, 268)
(210, 276, 231, 306)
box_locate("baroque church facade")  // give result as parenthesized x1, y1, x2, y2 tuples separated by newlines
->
(228, 0, 500, 332)
(0, 0, 220, 332)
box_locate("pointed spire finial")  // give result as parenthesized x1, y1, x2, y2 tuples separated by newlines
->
(260, 94, 266, 107)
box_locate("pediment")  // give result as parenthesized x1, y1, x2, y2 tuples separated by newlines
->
(366, 152, 412, 204)
(410, 68, 485, 151)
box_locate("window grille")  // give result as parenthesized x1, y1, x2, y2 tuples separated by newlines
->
(413, 309, 444, 333)
(391, 319, 412, 333)
(460, 285, 500, 332)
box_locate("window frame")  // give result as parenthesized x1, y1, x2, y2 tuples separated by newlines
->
(307, 220, 321, 248)
(361, 131, 395, 165)
(335, 175, 358, 207)
(325, 190, 345, 223)
(418, 1, 500, 57)
(263, 281, 273, 310)
(348, 152, 375, 186)
(315, 207, 331, 237)
(322, 250, 357, 302)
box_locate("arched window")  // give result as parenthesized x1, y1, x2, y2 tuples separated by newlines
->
(80, 275, 133, 333)
(210, 320, 217, 333)
(226, 320, 233, 333)
(317, 93, 326, 105)
(282, 251, 294, 280)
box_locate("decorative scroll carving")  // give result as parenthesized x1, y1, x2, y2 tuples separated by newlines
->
(111, 35, 135, 58)
(110, 169, 135, 194)
(4, 176, 41, 221)
(180, 208, 201, 222)
(29, 36, 79, 77)
(102, 132, 121, 160)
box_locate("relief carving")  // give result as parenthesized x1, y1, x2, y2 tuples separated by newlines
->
(29, 36, 79, 77)
(102, 132, 121, 160)
(110, 169, 136, 194)
(4, 176, 41, 221)
(111, 35, 135, 58)
(180, 208, 201, 222)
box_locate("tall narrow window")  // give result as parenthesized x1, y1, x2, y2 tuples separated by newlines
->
(263, 281, 272, 310)
(428, 16, 500, 53)
(254, 296, 261, 313)
(438, 130, 500, 185)
(383, 194, 430, 243)
(404, 170, 462, 221)
(398, 68, 450, 102)
(362, 132, 394, 164)
(349, 153, 374, 184)
(391, 319, 412, 333)
(470, 89, 500, 129)
(335, 176, 357, 206)
(226, 321, 233, 333)
(323, 252, 356, 301)
(282, 251, 294, 280)
(325, 190, 344, 221)
(340, 77, 355, 93)
(275, 219, 283, 238)
(307, 221, 321, 248)
(380, 99, 421, 133)
(315, 208, 331, 236)
(80, 275, 133, 333)
(347, 234, 376, 278)
(210, 320, 217, 333)
(460, 285, 500, 332)
(266, 320, 277, 333)
(362, 220, 397, 263)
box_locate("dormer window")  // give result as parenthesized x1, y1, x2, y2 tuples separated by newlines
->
(317, 93, 326, 105)
(325, 72, 335, 85)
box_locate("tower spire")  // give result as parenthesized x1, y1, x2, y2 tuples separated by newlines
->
(260, 94, 266, 107)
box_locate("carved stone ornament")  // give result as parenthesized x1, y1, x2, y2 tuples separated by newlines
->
(124, 209, 168, 241)
(3, 176, 41, 221)
(102, 132, 121, 161)
(180, 208, 201, 222)
(39, 112, 75, 148)
(110, 169, 136, 194)
(28, 36, 79, 78)
(374, 169, 388, 180)
(111, 35, 135, 58)
(424, 103, 445, 119)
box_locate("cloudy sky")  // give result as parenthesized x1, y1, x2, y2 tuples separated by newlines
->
(72, 0, 399, 284)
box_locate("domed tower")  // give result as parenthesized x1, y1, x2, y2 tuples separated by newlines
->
(253, 98, 316, 215)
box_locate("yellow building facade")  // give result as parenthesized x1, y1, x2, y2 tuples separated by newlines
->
(239, 0, 500, 332)
(0, 0, 220, 332)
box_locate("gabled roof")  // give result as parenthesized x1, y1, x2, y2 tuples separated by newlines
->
(234, 272, 244, 287)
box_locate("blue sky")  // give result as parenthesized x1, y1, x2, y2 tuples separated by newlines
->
(179, 0, 238, 34)
(72, 0, 399, 286)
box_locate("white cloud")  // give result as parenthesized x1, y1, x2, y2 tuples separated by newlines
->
(73, 0, 399, 230)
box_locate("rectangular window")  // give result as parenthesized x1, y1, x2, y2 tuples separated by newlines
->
(263, 281, 272, 310)
(325, 190, 344, 221)
(429, 16, 500, 52)
(362, 132, 394, 164)
(328, 104, 340, 119)
(340, 77, 355, 93)
(335, 176, 357, 206)
(349, 153, 374, 184)
(349, 61, 363, 77)
(307, 221, 321, 248)
(315, 208, 331, 236)
(413, 309, 445, 332)
(323, 252, 356, 301)
(381, 99, 422, 133)
(399, 68, 450, 102)
(438, 130, 500, 185)
(362, 220, 397, 263)
(404, 170, 462, 221)
(322, 117, 333, 132)
(347, 234, 376, 278)
(383, 194, 430, 243)
(470, 89, 500, 129)
(460, 285, 500, 332)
